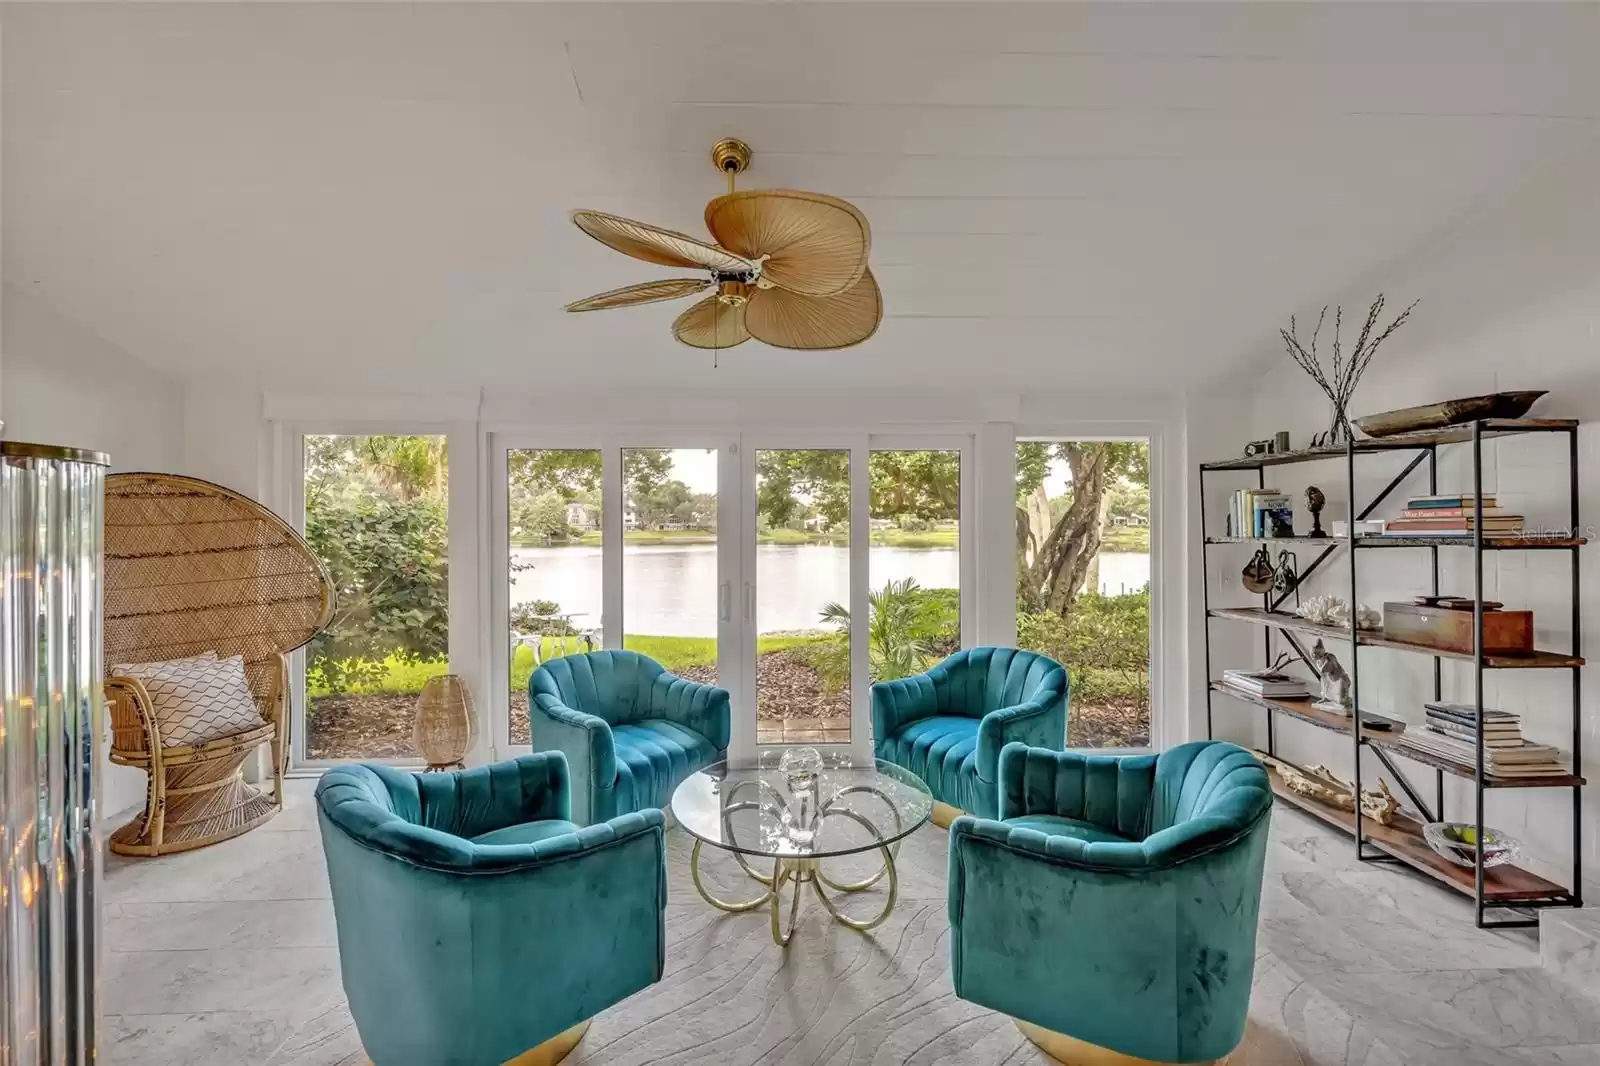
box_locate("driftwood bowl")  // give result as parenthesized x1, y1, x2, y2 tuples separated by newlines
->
(1353, 390, 1547, 438)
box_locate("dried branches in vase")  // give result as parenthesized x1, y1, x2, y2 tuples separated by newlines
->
(1281, 294, 1418, 448)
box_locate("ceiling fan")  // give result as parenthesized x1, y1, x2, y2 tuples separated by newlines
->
(565, 138, 880, 351)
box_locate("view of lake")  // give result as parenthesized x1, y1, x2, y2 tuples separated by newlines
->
(510, 544, 1151, 636)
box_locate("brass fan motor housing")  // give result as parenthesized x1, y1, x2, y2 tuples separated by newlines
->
(716, 281, 752, 306)
(711, 138, 752, 177)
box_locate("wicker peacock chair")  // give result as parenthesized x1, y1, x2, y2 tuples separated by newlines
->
(104, 473, 334, 856)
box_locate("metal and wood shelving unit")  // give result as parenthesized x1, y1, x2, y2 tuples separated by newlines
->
(1199, 419, 1585, 928)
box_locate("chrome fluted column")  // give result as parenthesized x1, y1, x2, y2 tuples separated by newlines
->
(0, 442, 108, 1066)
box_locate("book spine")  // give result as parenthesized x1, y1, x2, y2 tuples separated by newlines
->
(1399, 508, 1512, 519)
(1409, 497, 1496, 507)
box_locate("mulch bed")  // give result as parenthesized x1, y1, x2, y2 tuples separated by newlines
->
(1069, 699, 1150, 749)
(306, 694, 420, 762)
(311, 657, 1147, 760)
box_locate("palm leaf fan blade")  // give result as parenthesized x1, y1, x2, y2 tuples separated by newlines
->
(565, 278, 711, 312)
(571, 210, 754, 273)
(744, 269, 881, 350)
(672, 295, 750, 349)
(704, 190, 869, 297)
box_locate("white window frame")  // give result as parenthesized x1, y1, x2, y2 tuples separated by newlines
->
(281, 420, 468, 770)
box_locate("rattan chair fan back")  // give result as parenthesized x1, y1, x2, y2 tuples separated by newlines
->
(103, 472, 334, 856)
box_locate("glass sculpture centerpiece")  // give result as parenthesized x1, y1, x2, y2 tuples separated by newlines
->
(779, 746, 826, 848)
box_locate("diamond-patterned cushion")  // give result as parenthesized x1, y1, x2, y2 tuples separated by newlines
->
(109, 653, 267, 748)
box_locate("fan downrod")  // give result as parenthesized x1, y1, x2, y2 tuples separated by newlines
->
(711, 138, 752, 178)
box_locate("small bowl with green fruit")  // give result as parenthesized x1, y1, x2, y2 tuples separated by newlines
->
(1422, 822, 1519, 868)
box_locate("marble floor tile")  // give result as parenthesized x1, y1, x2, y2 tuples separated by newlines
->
(104, 829, 330, 904)
(1309, 966, 1600, 1054)
(103, 1011, 301, 1066)
(95, 788, 1600, 1066)
(1503, 1045, 1600, 1064)
(104, 946, 342, 1017)
(105, 899, 338, 952)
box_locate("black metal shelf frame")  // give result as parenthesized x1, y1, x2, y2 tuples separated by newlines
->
(1199, 419, 1583, 929)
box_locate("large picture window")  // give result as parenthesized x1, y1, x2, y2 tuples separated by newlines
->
(1015, 438, 1152, 748)
(302, 434, 449, 761)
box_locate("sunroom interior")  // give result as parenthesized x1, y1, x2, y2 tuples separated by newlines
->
(4, 3, 1600, 1065)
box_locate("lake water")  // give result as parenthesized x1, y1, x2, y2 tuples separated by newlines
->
(510, 544, 1150, 636)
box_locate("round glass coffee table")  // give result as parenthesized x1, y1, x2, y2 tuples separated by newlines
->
(670, 749, 933, 946)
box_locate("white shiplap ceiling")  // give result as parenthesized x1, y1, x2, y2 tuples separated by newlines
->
(4, 2, 1599, 394)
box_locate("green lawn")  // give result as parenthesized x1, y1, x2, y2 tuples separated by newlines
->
(312, 633, 835, 698)
(1101, 526, 1150, 552)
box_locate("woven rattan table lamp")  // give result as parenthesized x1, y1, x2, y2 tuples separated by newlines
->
(414, 673, 475, 770)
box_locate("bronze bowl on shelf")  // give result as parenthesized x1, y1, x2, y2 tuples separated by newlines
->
(1353, 390, 1547, 438)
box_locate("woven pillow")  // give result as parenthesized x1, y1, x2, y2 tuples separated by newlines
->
(109, 654, 266, 748)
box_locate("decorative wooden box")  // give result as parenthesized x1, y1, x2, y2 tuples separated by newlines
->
(1381, 602, 1533, 656)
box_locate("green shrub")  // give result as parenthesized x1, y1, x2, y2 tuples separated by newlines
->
(811, 579, 962, 690)
(306, 494, 448, 691)
(1017, 588, 1149, 709)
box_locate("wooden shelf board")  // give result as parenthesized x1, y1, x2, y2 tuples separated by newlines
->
(1200, 419, 1578, 471)
(1204, 535, 1584, 550)
(1208, 607, 1585, 669)
(1205, 536, 1347, 546)
(1211, 683, 1399, 741)
(1214, 684, 1584, 789)
(1262, 763, 1569, 903)
(1357, 535, 1587, 550)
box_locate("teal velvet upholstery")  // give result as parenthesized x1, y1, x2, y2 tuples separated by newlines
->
(947, 741, 1271, 1064)
(316, 753, 667, 1066)
(871, 647, 1068, 818)
(529, 650, 730, 826)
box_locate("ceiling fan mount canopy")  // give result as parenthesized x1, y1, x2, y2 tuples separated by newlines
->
(565, 139, 879, 352)
(710, 137, 752, 178)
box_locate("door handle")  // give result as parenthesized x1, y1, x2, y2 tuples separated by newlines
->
(743, 582, 755, 624)
(719, 581, 731, 623)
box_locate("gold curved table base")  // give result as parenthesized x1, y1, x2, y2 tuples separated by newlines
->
(1015, 1020, 1230, 1066)
(359, 1019, 590, 1066)
(692, 840, 898, 946)
(930, 801, 964, 829)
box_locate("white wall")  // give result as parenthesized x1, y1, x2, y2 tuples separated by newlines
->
(2, 282, 185, 816)
(1209, 138, 1600, 897)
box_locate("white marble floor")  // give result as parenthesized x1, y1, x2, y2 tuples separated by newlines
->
(102, 779, 1600, 1065)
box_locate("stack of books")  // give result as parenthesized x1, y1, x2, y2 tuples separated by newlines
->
(1382, 494, 1524, 538)
(1221, 668, 1311, 699)
(1399, 702, 1570, 777)
(1227, 488, 1294, 538)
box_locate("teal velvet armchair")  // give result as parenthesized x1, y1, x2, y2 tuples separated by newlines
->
(316, 753, 667, 1066)
(948, 741, 1271, 1065)
(871, 647, 1067, 821)
(530, 649, 730, 826)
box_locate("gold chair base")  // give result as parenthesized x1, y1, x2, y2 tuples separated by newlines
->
(358, 1019, 590, 1066)
(930, 801, 964, 829)
(1016, 1020, 1229, 1066)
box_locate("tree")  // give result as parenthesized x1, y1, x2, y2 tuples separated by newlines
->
(637, 479, 694, 528)
(869, 450, 959, 520)
(753, 450, 961, 529)
(1015, 442, 1148, 615)
(511, 492, 575, 544)
(305, 434, 447, 509)
(507, 448, 673, 504)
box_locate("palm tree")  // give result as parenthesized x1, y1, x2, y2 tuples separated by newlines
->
(820, 577, 933, 683)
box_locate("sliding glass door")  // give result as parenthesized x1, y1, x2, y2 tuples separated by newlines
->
(490, 432, 969, 763)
